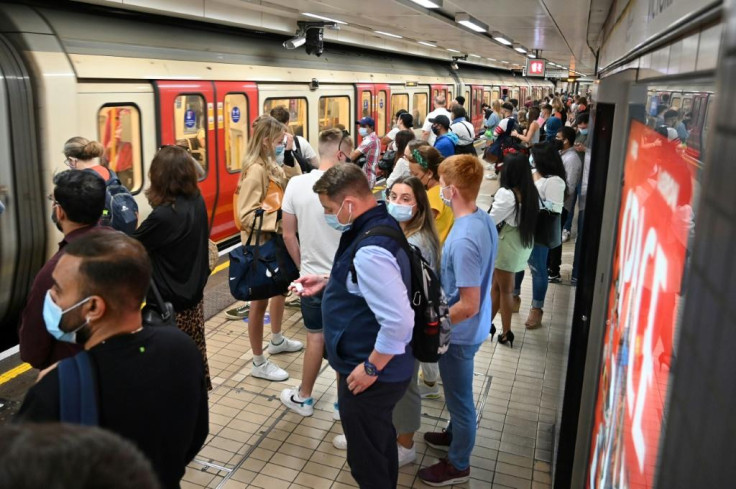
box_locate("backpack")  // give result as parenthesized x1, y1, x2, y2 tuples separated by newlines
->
(85, 168, 138, 234)
(349, 225, 450, 362)
(58, 351, 99, 426)
(293, 137, 312, 174)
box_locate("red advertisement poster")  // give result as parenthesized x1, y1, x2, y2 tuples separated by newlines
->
(587, 120, 695, 489)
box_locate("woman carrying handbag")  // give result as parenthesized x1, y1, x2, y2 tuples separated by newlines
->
(232, 116, 303, 382)
(512, 142, 566, 330)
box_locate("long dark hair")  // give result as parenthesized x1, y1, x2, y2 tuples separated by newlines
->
(531, 142, 567, 183)
(394, 130, 415, 164)
(499, 154, 539, 247)
(146, 146, 201, 207)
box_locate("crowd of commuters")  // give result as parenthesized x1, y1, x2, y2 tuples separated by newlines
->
(11, 92, 592, 488)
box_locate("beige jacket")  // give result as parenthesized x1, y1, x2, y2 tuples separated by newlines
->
(236, 159, 301, 244)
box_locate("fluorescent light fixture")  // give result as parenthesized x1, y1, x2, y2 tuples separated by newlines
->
(469, 54, 480, 58)
(303, 13, 347, 24)
(527, 53, 536, 58)
(410, 0, 443, 7)
(418, 41, 437, 47)
(447, 48, 461, 53)
(513, 43, 527, 54)
(375, 30, 403, 39)
(492, 32, 512, 45)
(455, 13, 488, 33)
(488, 57, 496, 61)
(501, 60, 509, 64)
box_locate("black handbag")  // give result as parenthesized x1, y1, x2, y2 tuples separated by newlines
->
(378, 150, 396, 173)
(534, 196, 562, 248)
(228, 209, 299, 301)
(142, 279, 177, 328)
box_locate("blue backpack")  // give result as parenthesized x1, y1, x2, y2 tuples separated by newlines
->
(86, 168, 138, 234)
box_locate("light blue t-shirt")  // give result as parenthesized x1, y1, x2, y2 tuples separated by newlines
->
(441, 207, 498, 345)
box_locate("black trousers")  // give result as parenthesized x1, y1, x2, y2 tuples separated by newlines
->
(338, 375, 410, 489)
(547, 208, 569, 276)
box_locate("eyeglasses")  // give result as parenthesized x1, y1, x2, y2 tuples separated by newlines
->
(47, 193, 58, 206)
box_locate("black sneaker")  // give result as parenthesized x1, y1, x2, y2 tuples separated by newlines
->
(548, 274, 562, 284)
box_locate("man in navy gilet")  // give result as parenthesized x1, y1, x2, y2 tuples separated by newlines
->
(293, 163, 414, 488)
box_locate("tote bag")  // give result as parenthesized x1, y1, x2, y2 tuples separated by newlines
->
(534, 196, 562, 248)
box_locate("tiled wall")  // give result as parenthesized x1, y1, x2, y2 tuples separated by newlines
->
(655, 5, 736, 488)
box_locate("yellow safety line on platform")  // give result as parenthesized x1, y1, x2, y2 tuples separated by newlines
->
(0, 362, 31, 386)
(211, 260, 229, 276)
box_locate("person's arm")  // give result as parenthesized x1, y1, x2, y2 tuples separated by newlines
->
(235, 169, 264, 233)
(513, 121, 539, 143)
(130, 208, 168, 252)
(350, 144, 365, 162)
(282, 212, 300, 269)
(421, 116, 433, 141)
(346, 246, 414, 393)
(449, 287, 481, 325)
(489, 188, 516, 225)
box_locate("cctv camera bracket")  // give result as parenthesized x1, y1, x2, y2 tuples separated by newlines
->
(296, 21, 339, 34)
(452, 55, 468, 62)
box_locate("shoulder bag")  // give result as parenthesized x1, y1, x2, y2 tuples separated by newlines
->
(534, 195, 562, 248)
(141, 279, 177, 328)
(228, 208, 299, 301)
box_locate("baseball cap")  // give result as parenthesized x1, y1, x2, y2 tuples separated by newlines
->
(428, 115, 450, 128)
(358, 117, 375, 128)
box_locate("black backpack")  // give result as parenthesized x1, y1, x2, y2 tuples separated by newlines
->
(293, 137, 312, 174)
(85, 168, 138, 234)
(349, 225, 450, 362)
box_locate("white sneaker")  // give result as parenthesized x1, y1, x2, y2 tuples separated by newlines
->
(562, 229, 571, 243)
(397, 444, 417, 467)
(267, 337, 304, 355)
(485, 173, 498, 180)
(418, 381, 441, 399)
(332, 402, 341, 421)
(251, 360, 289, 381)
(280, 387, 314, 416)
(333, 434, 347, 450)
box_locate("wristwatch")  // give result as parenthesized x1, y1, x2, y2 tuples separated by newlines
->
(363, 361, 381, 377)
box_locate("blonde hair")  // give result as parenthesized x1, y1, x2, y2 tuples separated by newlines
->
(63, 137, 104, 161)
(241, 116, 287, 187)
(491, 100, 501, 113)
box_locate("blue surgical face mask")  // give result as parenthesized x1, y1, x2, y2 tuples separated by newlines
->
(358, 127, 369, 137)
(579, 128, 589, 135)
(43, 290, 91, 343)
(324, 200, 352, 232)
(275, 144, 285, 166)
(440, 185, 453, 207)
(388, 202, 415, 222)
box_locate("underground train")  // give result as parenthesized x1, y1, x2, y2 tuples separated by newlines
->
(0, 2, 557, 347)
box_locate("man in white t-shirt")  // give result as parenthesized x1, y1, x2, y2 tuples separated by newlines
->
(280, 128, 354, 418)
(422, 95, 452, 145)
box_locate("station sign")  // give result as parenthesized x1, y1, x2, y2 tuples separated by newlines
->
(526, 58, 546, 77)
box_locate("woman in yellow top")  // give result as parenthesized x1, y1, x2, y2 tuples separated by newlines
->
(232, 116, 302, 382)
(405, 140, 454, 245)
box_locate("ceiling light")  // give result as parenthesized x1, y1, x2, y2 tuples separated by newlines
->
(447, 48, 461, 53)
(418, 41, 437, 47)
(410, 0, 443, 7)
(513, 43, 527, 54)
(488, 57, 496, 61)
(469, 54, 480, 58)
(374, 30, 402, 39)
(527, 53, 536, 58)
(455, 13, 488, 33)
(501, 60, 509, 64)
(491, 32, 512, 45)
(303, 13, 347, 24)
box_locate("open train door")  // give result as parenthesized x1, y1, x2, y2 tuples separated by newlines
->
(154, 81, 218, 236)
(211, 81, 259, 242)
(355, 83, 392, 143)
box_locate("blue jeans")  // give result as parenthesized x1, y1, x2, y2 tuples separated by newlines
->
(438, 342, 481, 471)
(514, 244, 550, 309)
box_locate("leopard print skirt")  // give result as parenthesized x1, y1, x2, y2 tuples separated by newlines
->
(175, 300, 212, 391)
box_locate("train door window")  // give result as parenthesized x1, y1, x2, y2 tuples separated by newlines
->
(682, 97, 693, 114)
(97, 104, 143, 192)
(483, 90, 491, 106)
(413, 93, 428, 126)
(174, 94, 207, 176)
(263, 98, 308, 138)
(376, 90, 388, 136)
(319, 96, 350, 132)
(391, 93, 409, 116)
(224, 94, 249, 173)
(464, 90, 470, 106)
(492, 89, 500, 102)
(671, 96, 682, 109)
(360, 91, 372, 118)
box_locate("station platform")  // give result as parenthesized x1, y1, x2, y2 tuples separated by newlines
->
(0, 168, 579, 489)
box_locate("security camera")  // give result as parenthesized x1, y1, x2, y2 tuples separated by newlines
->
(450, 61, 459, 71)
(309, 78, 319, 90)
(283, 33, 306, 49)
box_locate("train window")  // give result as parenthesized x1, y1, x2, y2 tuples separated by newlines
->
(224, 94, 249, 173)
(483, 90, 491, 106)
(412, 93, 428, 127)
(319, 96, 350, 132)
(671, 96, 682, 109)
(682, 97, 693, 113)
(263, 98, 308, 138)
(465, 90, 470, 107)
(391, 94, 409, 115)
(97, 104, 143, 193)
(174, 94, 207, 177)
(360, 91, 372, 118)
(376, 90, 388, 137)
(492, 89, 500, 102)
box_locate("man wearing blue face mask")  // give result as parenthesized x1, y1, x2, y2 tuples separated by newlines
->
(16, 232, 209, 489)
(292, 163, 414, 489)
(18, 170, 106, 370)
(350, 117, 380, 189)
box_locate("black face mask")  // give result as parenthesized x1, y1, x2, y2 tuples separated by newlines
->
(431, 126, 440, 136)
(554, 139, 565, 151)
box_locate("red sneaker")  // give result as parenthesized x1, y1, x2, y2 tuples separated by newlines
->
(423, 429, 452, 451)
(418, 458, 470, 486)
